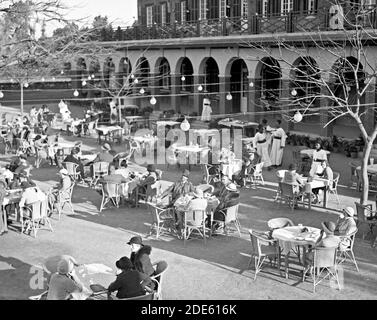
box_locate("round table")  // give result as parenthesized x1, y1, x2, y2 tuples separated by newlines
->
(300, 149, 331, 158)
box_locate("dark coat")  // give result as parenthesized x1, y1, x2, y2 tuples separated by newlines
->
(130, 245, 155, 277)
(108, 269, 151, 299)
(213, 191, 240, 221)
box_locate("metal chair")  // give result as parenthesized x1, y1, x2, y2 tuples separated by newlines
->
(328, 171, 340, 205)
(212, 204, 241, 237)
(354, 202, 377, 240)
(302, 246, 341, 293)
(91, 161, 109, 186)
(183, 209, 207, 246)
(21, 200, 53, 238)
(62, 162, 81, 181)
(202, 164, 220, 184)
(245, 162, 264, 189)
(279, 182, 303, 210)
(110, 128, 123, 144)
(147, 202, 175, 239)
(100, 182, 120, 212)
(248, 229, 281, 280)
(151, 260, 168, 300)
(337, 229, 359, 272)
(349, 161, 361, 190)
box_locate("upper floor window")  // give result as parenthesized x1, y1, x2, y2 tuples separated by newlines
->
(199, 0, 207, 20)
(146, 6, 153, 27)
(181, 1, 187, 23)
(220, 0, 226, 18)
(262, 0, 268, 17)
(307, 0, 316, 14)
(161, 3, 167, 25)
(241, 0, 248, 19)
(281, 0, 293, 15)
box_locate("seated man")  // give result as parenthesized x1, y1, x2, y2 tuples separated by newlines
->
(212, 174, 232, 199)
(309, 160, 333, 204)
(19, 181, 47, 212)
(334, 206, 358, 250)
(46, 257, 84, 300)
(131, 164, 158, 205)
(115, 160, 131, 179)
(212, 183, 240, 231)
(160, 169, 195, 207)
(282, 163, 304, 194)
(304, 221, 341, 269)
(99, 163, 128, 185)
(63, 147, 85, 179)
(48, 168, 73, 213)
(108, 256, 153, 300)
(44, 255, 81, 282)
(94, 143, 114, 164)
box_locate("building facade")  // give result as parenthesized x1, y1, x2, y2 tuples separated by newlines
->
(71, 0, 377, 138)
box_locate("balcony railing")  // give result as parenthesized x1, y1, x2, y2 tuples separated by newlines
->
(102, 9, 377, 42)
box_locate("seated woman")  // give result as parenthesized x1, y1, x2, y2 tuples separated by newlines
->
(107, 256, 153, 300)
(282, 163, 305, 194)
(309, 160, 333, 204)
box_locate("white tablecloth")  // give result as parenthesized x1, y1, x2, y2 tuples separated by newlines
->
(221, 159, 243, 178)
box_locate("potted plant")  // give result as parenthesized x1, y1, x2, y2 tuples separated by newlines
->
(291, 134, 298, 146)
(332, 135, 340, 153)
(349, 144, 358, 158)
(343, 141, 351, 157)
(286, 132, 291, 145)
(302, 136, 310, 147)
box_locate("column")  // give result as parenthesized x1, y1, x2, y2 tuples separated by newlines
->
(218, 75, 231, 116)
(319, 87, 333, 137)
(170, 73, 180, 112)
(192, 74, 201, 116)
(280, 78, 293, 132)
(247, 76, 257, 122)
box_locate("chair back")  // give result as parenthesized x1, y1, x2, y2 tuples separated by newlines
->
(267, 217, 294, 230)
(62, 162, 79, 176)
(249, 229, 270, 257)
(354, 202, 372, 223)
(254, 162, 264, 176)
(102, 183, 119, 198)
(117, 292, 154, 300)
(185, 209, 206, 227)
(224, 204, 239, 224)
(331, 171, 340, 190)
(30, 201, 43, 220)
(338, 228, 358, 252)
(349, 162, 359, 177)
(40, 199, 48, 218)
(313, 246, 337, 268)
(279, 182, 295, 197)
(196, 184, 214, 194)
(93, 161, 109, 178)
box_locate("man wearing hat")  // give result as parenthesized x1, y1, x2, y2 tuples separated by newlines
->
(160, 169, 195, 207)
(46, 257, 84, 300)
(334, 206, 358, 250)
(48, 168, 73, 214)
(94, 143, 114, 164)
(130, 164, 158, 206)
(107, 256, 153, 299)
(63, 147, 84, 179)
(127, 236, 156, 278)
(19, 181, 47, 213)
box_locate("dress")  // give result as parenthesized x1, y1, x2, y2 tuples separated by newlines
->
(201, 98, 212, 122)
(253, 132, 272, 168)
(270, 128, 286, 166)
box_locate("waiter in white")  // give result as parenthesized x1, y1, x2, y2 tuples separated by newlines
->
(270, 119, 286, 167)
(310, 141, 328, 175)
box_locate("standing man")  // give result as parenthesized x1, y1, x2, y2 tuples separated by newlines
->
(270, 119, 286, 168)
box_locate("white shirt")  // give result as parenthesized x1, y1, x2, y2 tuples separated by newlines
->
(312, 149, 327, 161)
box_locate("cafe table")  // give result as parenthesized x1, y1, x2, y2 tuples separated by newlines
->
(303, 177, 329, 209)
(300, 149, 331, 159)
(272, 226, 321, 279)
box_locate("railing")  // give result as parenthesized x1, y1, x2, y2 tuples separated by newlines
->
(100, 8, 377, 42)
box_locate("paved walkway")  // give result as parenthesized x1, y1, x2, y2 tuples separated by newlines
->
(1, 107, 377, 299)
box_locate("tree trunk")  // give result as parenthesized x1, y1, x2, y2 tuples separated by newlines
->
(361, 140, 373, 205)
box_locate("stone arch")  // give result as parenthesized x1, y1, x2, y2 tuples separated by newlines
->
(226, 58, 249, 114)
(103, 57, 116, 89)
(198, 57, 219, 94)
(176, 57, 194, 92)
(135, 57, 150, 89)
(255, 57, 282, 103)
(155, 57, 171, 90)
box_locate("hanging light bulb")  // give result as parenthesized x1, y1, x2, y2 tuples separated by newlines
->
(24, 82, 29, 88)
(82, 80, 87, 86)
(346, 86, 351, 92)
(181, 75, 186, 81)
(198, 85, 203, 91)
(249, 81, 254, 87)
(73, 90, 79, 97)
(134, 78, 139, 84)
(41, 77, 45, 82)
(0, 91, 4, 99)
(291, 89, 297, 96)
(150, 96, 157, 105)
(139, 88, 145, 94)
(61, 70, 64, 75)
(88, 75, 92, 80)
(293, 111, 303, 123)
(10, 79, 14, 83)
(226, 92, 233, 100)
(52, 77, 56, 81)
(91, 74, 95, 79)
(131, 74, 135, 79)
(180, 117, 190, 131)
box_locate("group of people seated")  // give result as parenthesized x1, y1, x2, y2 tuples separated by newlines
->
(45, 236, 157, 300)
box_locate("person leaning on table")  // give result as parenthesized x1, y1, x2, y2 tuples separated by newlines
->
(46, 257, 84, 300)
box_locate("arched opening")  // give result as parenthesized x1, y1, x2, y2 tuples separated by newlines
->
(259, 57, 281, 104)
(202, 57, 219, 94)
(76, 57, 87, 97)
(103, 57, 116, 90)
(135, 57, 150, 91)
(229, 58, 248, 114)
(290, 56, 321, 123)
(156, 57, 171, 91)
(179, 57, 194, 92)
(118, 57, 132, 90)
(88, 59, 101, 98)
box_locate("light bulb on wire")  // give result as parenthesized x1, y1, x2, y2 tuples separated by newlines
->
(41, 77, 45, 82)
(82, 80, 87, 86)
(134, 78, 139, 84)
(150, 96, 157, 105)
(139, 88, 145, 94)
(291, 89, 297, 96)
(24, 82, 29, 88)
(88, 75, 92, 80)
(180, 118, 190, 132)
(73, 90, 79, 97)
(226, 92, 233, 101)
(131, 74, 135, 79)
(0, 91, 4, 99)
(91, 74, 95, 79)
(293, 111, 303, 123)
(61, 70, 64, 75)
(198, 85, 203, 91)
(249, 81, 254, 87)
(181, 76, 186, 81)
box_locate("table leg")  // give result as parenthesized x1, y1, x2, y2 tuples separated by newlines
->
(285, 252, 290, 279)
(308, 192, 312, 210)
(323, 187, 327, 208)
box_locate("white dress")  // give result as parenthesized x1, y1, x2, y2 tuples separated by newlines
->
(201, 98, 212, 122)
(253, 132, 272, 167)
(270, 127, 286, 166)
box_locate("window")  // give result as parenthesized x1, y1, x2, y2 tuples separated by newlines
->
(307, 0, 316, 14)
(161, 3, 167, 25)
(220, 0, 226, 18)
(160, 61, 171, 90)
(281, 0, 293, 15)
(199, 0, 207, 20)
(241, 0, 248, 19)
(181, 1, 187, 22)
(262, 0, 268, 17)
(146, 6, 153, 27)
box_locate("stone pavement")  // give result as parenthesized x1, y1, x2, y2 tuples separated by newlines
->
(1, 109, 377, 299)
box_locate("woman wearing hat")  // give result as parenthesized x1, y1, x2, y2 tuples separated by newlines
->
(212, 183, 240, 231)
(48, 168, 73, 214)
(334, 207, 358, 249)
(107, 256, 153, 299)
(94, 143, 114, 164)
(127, 236, 156, 279)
